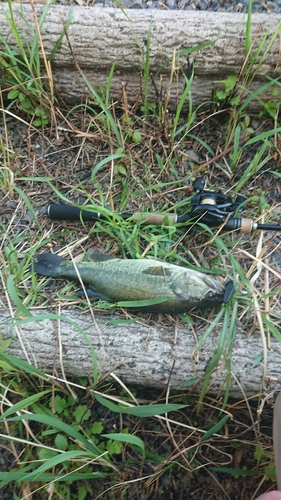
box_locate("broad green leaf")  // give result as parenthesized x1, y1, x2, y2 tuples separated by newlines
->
(105, 439, 122, 455)
(55, 433, 68, 451)
(73, 405, 91, 423)
(132, 131, 142, 143)
(95, 393, 186, 417)
(102, 433, 145, 454)
(52, 395, 68, 414)
(91, 422, 104, 434)
(7, 89, 19, 99)
(117, 165, 127, 176)
(38, 448, 57, 461)
(0, 338, 12, 351)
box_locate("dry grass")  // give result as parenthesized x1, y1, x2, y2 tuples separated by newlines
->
(0, 1, 281, 497)
(0, 84, 281, 498)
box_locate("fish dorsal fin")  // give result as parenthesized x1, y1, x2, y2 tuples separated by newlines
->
(88, 252, 116, 262)
(143, 266, 172, 277)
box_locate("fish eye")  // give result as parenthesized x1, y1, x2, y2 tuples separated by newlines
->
(205, 291, 214, 298)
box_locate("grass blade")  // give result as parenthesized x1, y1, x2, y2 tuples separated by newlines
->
(1, 414, 102, 456)
(95, 393, 186, 417)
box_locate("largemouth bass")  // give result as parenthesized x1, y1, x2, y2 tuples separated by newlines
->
(34, 252, 230, 313)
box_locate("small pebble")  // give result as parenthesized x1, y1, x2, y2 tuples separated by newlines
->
(120, 0, 134, 6)
(130, 1, 144, 6)
(198, 0, 208, 9)
(60, 0, 281, 13)
(166, 0, 177, 7)
(178, 0, 190, 6)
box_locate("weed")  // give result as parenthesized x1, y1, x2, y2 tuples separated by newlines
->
(212, 0, 281, 150)
(0, 0, 280, 497)
(0, 0, 72, 126)
(0, 350, 186, 497)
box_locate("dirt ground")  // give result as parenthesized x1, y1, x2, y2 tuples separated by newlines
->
(0, 93, 281, 499)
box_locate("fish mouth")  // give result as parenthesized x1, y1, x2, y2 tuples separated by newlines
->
(204, 275, 225, 293)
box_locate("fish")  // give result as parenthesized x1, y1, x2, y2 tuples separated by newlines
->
(33, 252, 230, 313)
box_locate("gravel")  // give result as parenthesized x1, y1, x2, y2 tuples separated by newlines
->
(57, 0, 281, 13)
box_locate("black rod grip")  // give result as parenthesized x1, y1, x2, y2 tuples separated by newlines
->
(47, 204, 101, 221)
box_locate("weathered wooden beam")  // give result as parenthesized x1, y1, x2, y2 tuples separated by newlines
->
(2, 308, 280, 397)
(0, 4, 280, 108)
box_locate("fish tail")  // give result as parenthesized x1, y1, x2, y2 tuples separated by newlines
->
(34, 252, 65, 277)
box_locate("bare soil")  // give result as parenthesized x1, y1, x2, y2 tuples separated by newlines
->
(0, 95, 281, 499)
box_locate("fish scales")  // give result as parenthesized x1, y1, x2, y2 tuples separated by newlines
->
(34, 252, 226, 313)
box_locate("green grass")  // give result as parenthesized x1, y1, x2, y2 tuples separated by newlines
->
(0, 0, 281, 497)
(0, 0, 72, 126)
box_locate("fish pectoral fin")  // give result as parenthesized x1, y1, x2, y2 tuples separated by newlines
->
(142, 266, 172, 277)
(88, 251, 117, 263)
(76, 288, 112, 301)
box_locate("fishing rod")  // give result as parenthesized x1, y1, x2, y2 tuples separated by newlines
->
(41, 177, 281, 234)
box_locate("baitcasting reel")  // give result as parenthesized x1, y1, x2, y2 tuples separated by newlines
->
(190, 177, 247, 228)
